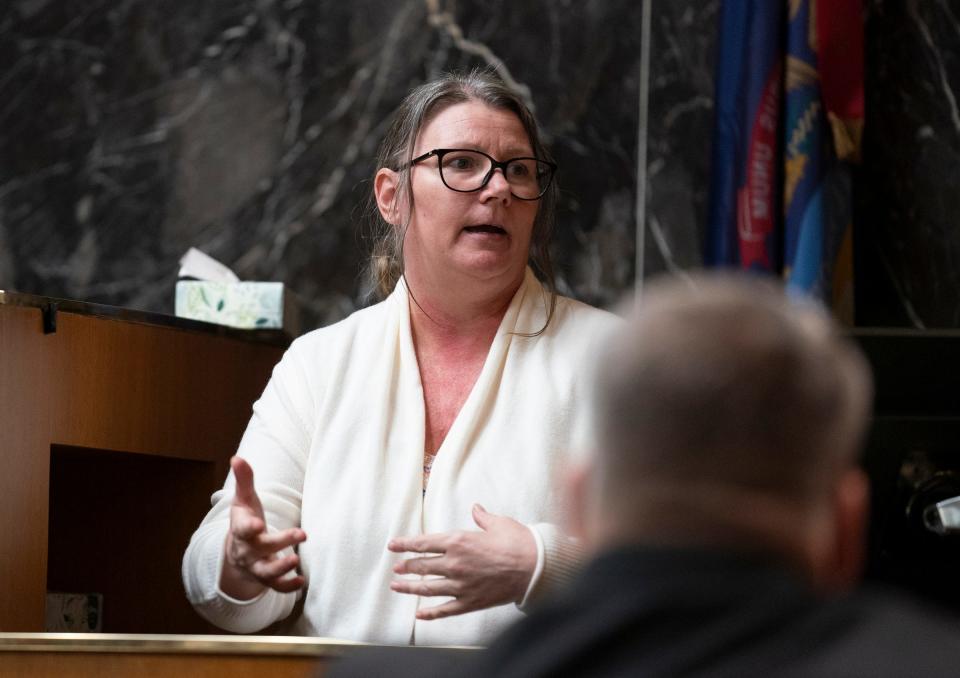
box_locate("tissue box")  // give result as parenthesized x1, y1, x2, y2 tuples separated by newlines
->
(175, 281, 299, 336)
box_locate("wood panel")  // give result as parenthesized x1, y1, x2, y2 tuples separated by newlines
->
(0, 653, 326, 678)
(0, 304, 285, 631)
(0, 637, 474, 678)
(1, 305, 59, 631)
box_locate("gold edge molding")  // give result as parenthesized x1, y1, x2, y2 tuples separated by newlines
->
(0, 633, 364, 656)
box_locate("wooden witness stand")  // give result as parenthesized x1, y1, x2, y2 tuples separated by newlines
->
(0, 633, 474, 677)
(0, 293, 474, 676)
(0, 292, 287, 634)
(0, 634, 355, 677)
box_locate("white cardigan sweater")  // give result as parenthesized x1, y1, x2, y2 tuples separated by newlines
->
(182, 269, 618, 646)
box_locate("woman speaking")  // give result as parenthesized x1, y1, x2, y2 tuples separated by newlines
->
(182, 69, 617, 646)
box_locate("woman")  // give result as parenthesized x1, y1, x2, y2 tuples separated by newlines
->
(182, 69, 618, 646)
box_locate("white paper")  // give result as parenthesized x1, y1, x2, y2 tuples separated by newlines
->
(178, 247, 240, 283)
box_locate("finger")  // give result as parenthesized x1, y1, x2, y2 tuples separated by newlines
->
(472, 503, 494, 530)
(232, 526, 305, 567)
(472, 503, 514, 532)
(250, 553, 301, 582)
(393, 555, 450, 577)
(387, 534, 448, 555)
(266, 574, 306, 594)
(390, 577, 461, 598)
(416, 599, 469, 621)
(231, 457, 263, 512)
(231, 509, 266, 540)
(226, 530, 266, 569)
(252, 527, 307, 552)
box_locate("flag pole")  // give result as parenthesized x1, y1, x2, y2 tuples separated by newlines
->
(635, 0, 652, 308)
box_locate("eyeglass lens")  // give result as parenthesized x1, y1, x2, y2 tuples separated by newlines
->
(438, 150, 552, 199)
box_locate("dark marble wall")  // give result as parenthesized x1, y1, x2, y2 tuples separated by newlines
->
(5, 0, 959, 332)
(1, 0, 643, 331)
(643, 0, 960, 330)
(642, 1, 718, 281)
(856, 0, 960, 328)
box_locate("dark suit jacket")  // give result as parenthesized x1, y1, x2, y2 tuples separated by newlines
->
(330, 545, 960, 677)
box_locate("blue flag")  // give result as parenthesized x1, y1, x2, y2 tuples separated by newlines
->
(706, 0, 862, 321)
(706, 1, 783, 272)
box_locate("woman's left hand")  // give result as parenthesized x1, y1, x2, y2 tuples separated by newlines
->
(387, 504, 537, 620)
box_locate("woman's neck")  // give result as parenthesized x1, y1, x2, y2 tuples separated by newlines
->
(407, 287, 513, 355)
(405, 268, 523, 346)
(405, 269, 523, 353)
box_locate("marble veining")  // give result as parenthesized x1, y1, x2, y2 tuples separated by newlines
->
(857, 0, 960, 327)
(0, 0, 645, 331)
(642, 1, 719, 281)
(5, 0, 960, 330)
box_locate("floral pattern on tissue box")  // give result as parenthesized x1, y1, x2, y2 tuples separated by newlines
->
(175, 281, 285, 329)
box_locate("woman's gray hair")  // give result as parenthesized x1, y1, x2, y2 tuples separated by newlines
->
(364, 68, 558, 332)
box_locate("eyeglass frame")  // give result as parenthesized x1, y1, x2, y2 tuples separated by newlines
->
(407, 148, 558, 201)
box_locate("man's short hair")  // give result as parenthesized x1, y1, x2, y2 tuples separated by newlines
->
(595, 273, 873, 509)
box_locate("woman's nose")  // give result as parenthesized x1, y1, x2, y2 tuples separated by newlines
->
(481, 168, 512, 202)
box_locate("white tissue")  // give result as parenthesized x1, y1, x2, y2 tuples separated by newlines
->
(178, 247, 240, 283)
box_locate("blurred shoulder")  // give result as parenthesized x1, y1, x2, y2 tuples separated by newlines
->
(549, 293, 623, 346)
(555, 294, 622, 326)
(786, 587, 960, 677)
(327, 646, 476, 678)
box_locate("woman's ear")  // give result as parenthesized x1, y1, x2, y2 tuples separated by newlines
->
(374, 168, 401, 225)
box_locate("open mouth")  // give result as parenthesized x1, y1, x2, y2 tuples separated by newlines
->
(463, 224, 507, 235)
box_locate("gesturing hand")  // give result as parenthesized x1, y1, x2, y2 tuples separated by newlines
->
(220, 456, 307, 600)
(387, 504, 537, 620)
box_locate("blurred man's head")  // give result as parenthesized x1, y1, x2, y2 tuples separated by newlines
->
(569, 273, 874, 592)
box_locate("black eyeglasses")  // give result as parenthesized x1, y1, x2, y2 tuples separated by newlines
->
(408, 148, 557, 201)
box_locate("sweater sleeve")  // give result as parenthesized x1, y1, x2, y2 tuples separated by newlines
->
(182, 339, 316, 633)
(517, 522, 585, 610)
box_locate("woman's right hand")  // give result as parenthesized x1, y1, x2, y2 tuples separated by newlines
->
(219, 456, 308, 600)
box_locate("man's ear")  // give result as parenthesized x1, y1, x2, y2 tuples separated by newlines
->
(374, 168, 401, 225)
(823, 467, 870, 593)
(563, 457, 595, 547)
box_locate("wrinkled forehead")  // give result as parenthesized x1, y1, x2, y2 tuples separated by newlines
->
(415, 99, 534, 156)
